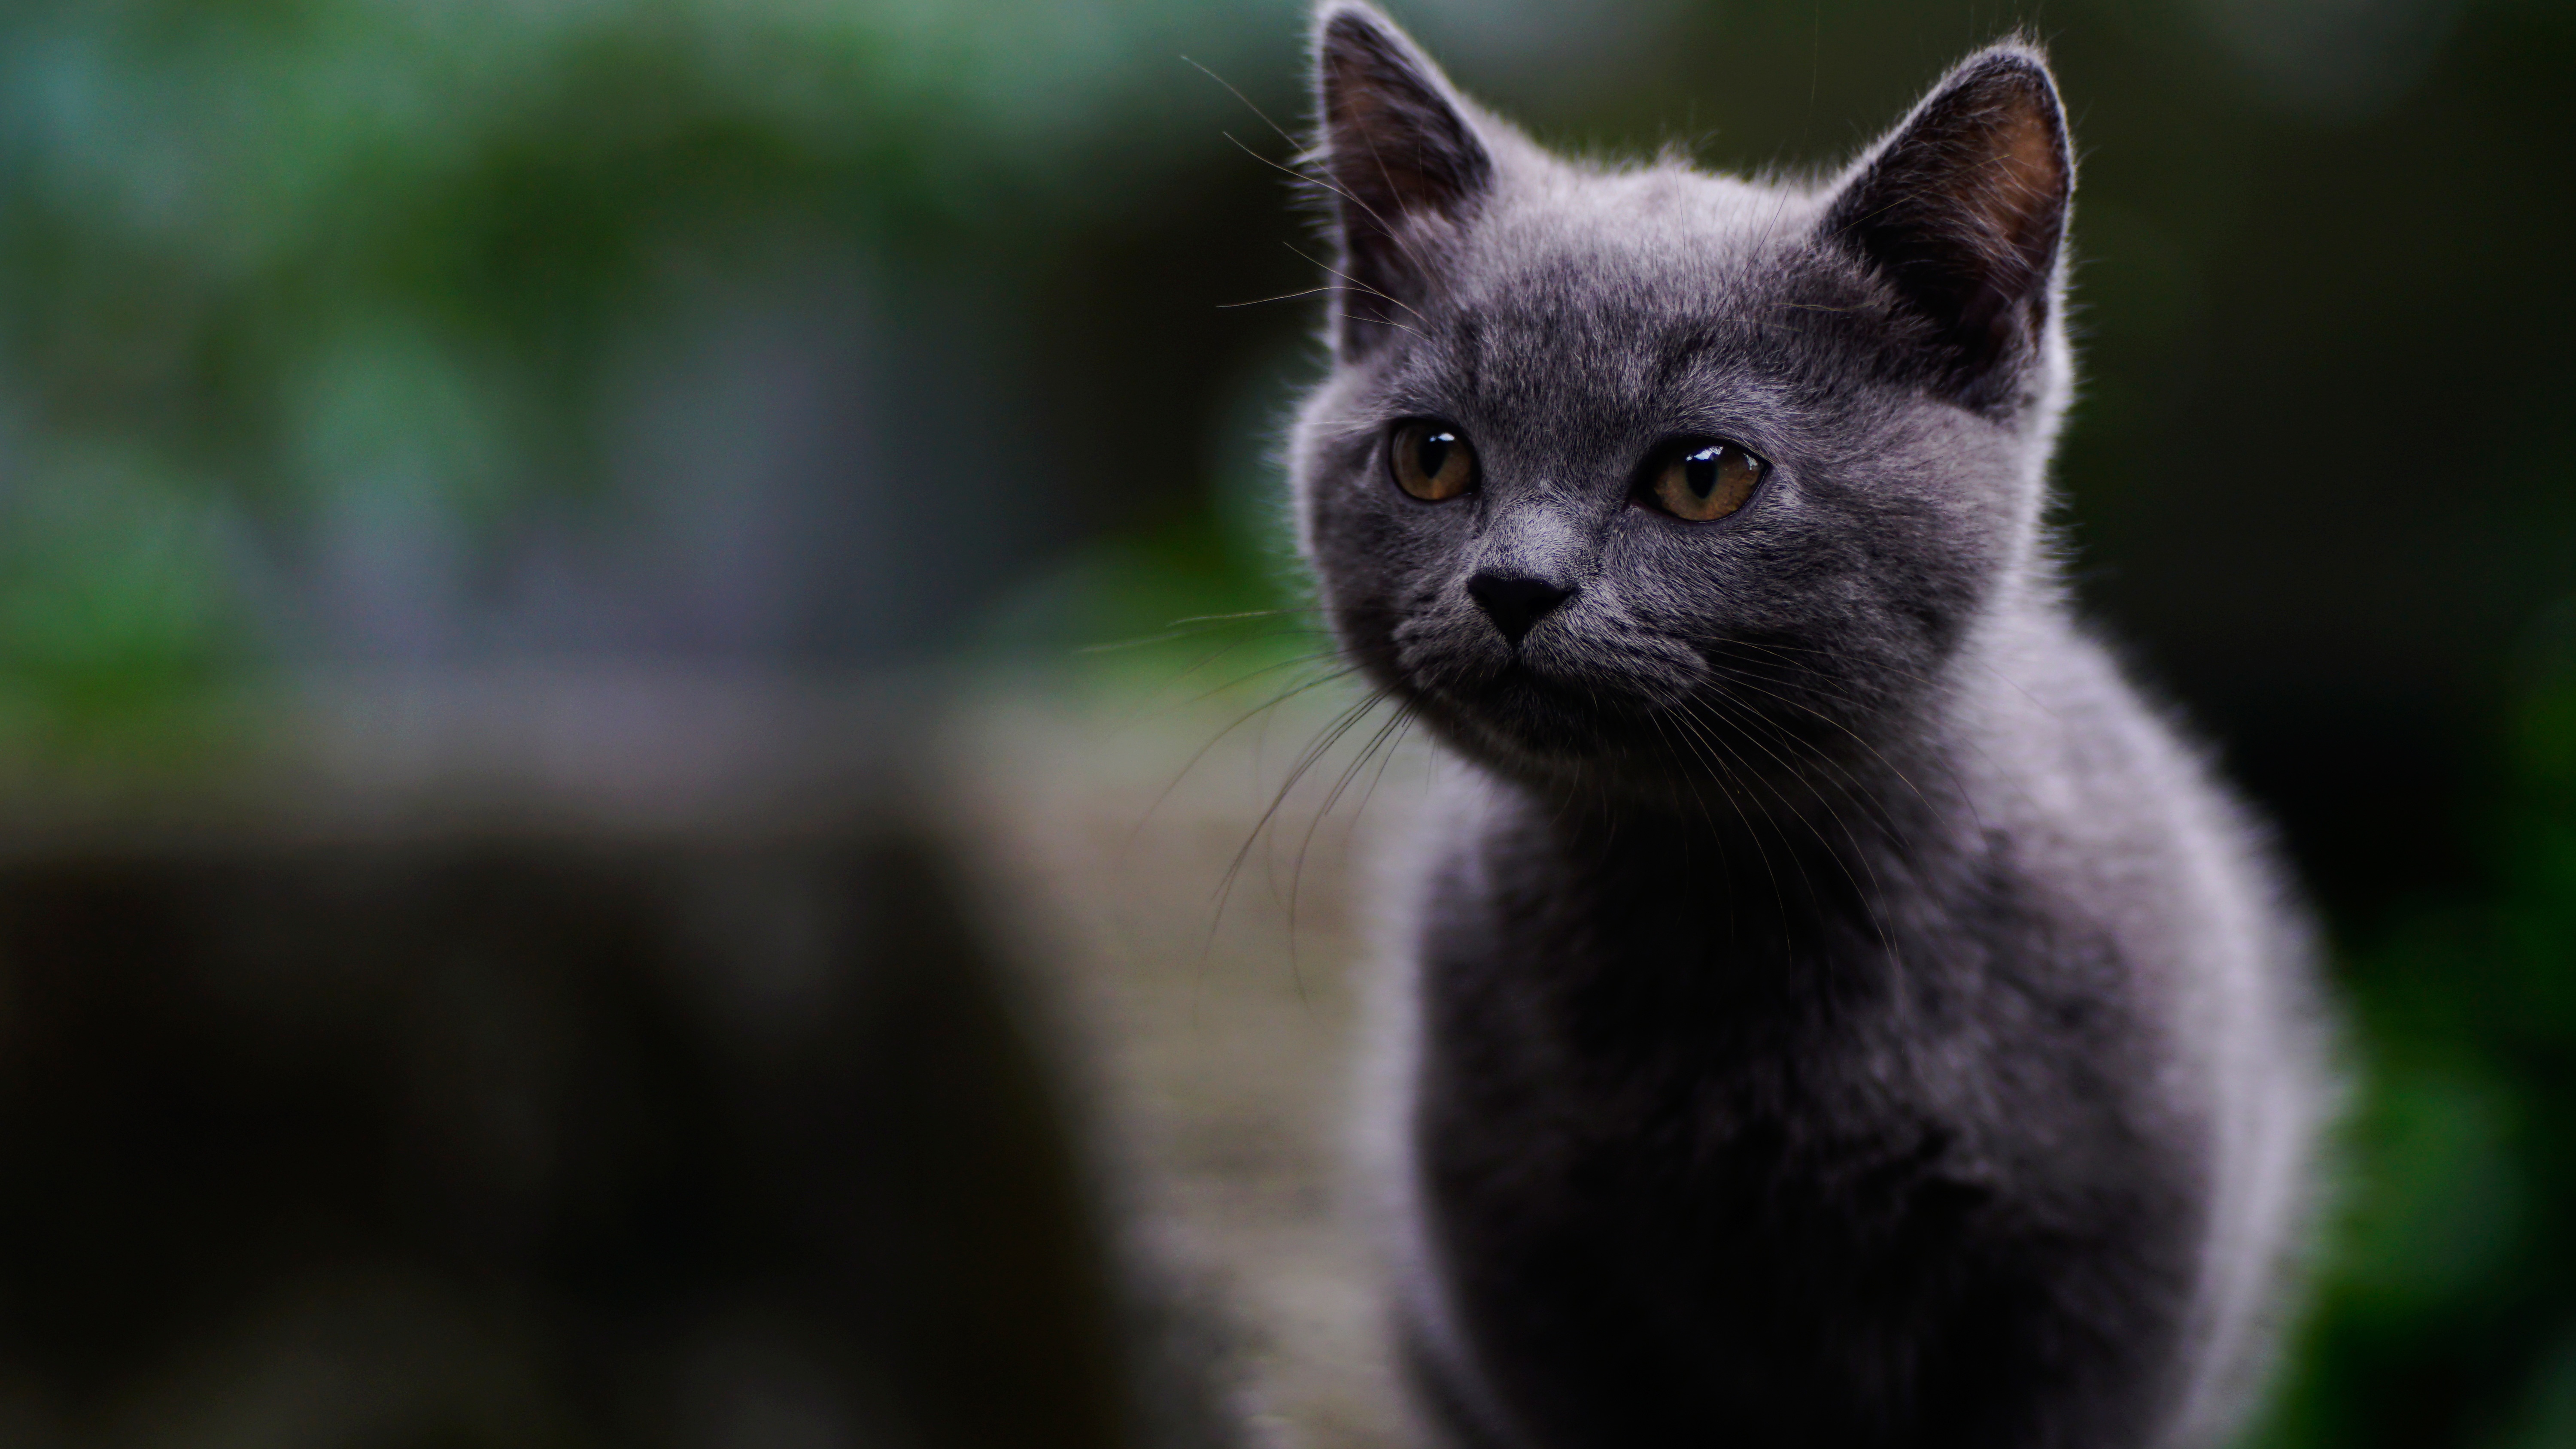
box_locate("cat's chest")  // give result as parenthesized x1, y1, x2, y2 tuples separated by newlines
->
(1422, 878, 1942, 1146)
(1410, 810, 2079, 1179)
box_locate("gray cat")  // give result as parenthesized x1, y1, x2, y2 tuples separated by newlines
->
(1282, 6, 2336, 1446)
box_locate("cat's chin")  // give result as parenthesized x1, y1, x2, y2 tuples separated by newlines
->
(1414, 663, 1659, 779)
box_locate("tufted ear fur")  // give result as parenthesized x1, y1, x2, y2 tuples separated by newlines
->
(1823, 44, 2072, 413)
(1312, 2, 1495, 359)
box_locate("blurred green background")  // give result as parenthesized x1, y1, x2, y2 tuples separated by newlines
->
(0, 0, 2570, 1443)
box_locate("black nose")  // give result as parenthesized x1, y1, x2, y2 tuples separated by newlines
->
(1467, 571, 1575, 646)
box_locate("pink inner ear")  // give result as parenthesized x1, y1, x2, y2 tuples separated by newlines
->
(1318, 20, 1486, 230)
(1325, 78, 1447, 221)
(1981, 106, 2067, 257)
(1820, 52, 2072, 409)
(1313, 9, 1495, 355)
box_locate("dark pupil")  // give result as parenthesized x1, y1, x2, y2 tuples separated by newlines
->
(1683, 446, 1724, 499)
(1417, 431, 1455, 479)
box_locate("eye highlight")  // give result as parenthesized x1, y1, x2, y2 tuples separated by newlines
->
(1389, 421, 1477, 502)
(1645, 439, 1765, 522)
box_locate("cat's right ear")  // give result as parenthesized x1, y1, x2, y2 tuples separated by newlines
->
(1312, 2, 1493, 359)
(1820, 44, 2072, 414)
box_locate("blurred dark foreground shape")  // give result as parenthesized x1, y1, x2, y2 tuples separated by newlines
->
(0, 673, 1219, 1449)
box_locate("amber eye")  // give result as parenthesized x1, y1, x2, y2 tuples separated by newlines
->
(1389, 421, 1476, 502)
(1646, 440, 1765, 521)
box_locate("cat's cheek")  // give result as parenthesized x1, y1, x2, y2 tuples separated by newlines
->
(1389, 608, 1510, 696)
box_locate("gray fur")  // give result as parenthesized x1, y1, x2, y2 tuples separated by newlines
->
(1284, 6, 2335, 1446)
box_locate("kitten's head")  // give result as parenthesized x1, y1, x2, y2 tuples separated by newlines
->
(1288, 2, 2074, 794)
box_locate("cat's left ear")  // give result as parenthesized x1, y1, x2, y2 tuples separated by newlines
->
(1821, 43, 2072, 412)
(1312, 2, 1496, 359)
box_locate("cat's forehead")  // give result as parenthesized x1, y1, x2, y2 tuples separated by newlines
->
(1389, 166, 1837, 415)
(1473, 163, 1814, 278)
(1457, 165, 1814, 312)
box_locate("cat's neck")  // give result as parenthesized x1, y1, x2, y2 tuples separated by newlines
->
(1457, 642, 2020, 979)
(1522, 703, 1968, 867)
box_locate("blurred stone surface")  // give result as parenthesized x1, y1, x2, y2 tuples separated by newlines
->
(946, 683, 1423, 1449)
(0, 667, 1406, 1448)
(0, 671, 1121, 1449)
